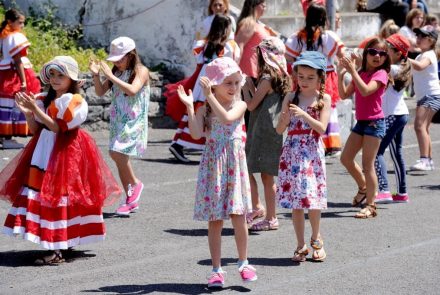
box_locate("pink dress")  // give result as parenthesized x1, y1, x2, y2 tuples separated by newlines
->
(238, 23, 269, 79)
(276, 106, 327, 210)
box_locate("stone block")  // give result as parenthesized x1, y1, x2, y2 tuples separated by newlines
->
(150, 87, 163, 102)
(148, 101, 163, 118)
(87, 105, 104, 122)
(86, 87, 113, 105)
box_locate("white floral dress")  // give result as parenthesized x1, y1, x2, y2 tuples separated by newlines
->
(276, 106, 327, 210)
(193, 116, 251, 221)
(109, 70, 149, 157)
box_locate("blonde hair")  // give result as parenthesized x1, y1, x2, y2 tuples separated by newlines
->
(379, 19, 400, 39)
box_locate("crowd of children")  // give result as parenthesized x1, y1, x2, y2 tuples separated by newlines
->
(1, 0, 440, 290)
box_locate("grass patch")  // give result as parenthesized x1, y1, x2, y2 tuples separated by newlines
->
(1, 3, 107, 73)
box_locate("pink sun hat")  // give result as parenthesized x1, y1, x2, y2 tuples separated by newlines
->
(106, 36, 136, 62)
(204, 57, 246, 86)
(257, 36, 288, 75)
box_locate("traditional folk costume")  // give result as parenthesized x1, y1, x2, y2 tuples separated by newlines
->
(0, 28, 40, 137)
(0, 57, 120, 250)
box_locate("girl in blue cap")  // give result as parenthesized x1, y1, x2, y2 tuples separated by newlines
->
(276, 51, 331, 262)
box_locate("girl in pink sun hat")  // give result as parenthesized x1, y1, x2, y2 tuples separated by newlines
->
(177, 57, 257, 288)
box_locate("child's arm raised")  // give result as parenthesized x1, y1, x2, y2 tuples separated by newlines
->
(100, 61, 149, 97)
(244, 78, 271, 111)
(15, 92, 40, 134)
(289, 94, 331, 134)
(16, 92, 60, 133)
(89, 59, 111, 96)
(409, 56, 432, 71)
(276, 93, 294, 134)
(340, 56, 383, 97)
(200, 77, 247, 123)
(177, 85, 205, 140)
(337, 64, 354, 99)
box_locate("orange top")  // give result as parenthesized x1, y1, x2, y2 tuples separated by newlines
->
(238, 23, 269, 78)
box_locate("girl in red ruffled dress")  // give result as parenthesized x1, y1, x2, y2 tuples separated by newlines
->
(0, 56, 121, 264)
(0, 8, 41, 148)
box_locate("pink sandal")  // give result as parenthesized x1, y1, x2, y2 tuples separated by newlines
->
(249, 218, 279, 231)
(246, 207, 265, 225)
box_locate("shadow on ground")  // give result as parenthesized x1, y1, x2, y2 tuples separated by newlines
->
(164, 228, 259, 237)
(83, 283, 251, 294)
(0, 249, 96, 267)
(197, 257, 299, 267)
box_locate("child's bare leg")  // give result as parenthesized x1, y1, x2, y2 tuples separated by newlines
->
(414, 107, 435, 158)
(208, 220, 223, 269)
(249, 174, 263, 210)
(230, 214, 248, 261)
(362, 136, 381, 205)
(110, 151, 137, 194)
(261, 173, 276, 220)
(340, 132, 366, 190)
(292, 209, 305, 247)
(308, 209, 321, 240)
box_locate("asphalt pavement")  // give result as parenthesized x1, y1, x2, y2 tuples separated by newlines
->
(0, 123, 439, 295)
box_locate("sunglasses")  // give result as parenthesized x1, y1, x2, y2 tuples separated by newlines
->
(366, 48, 388, 57)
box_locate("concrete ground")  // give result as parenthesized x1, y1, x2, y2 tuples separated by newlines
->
(0, 121, 440, 295)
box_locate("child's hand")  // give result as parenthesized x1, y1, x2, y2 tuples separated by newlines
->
(99, 61, 113, 78)
(340, 56, 356, 74)
(280, 109, 291, 126)
(177, 85, 194, 107)
(15, 92, 37, 112)
(89, 59, 100, 75)
(289, 104, 306, 118)
(199, 76, 213, 98)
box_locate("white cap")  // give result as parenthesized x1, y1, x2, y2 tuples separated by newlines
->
(106, 36, 136, 62)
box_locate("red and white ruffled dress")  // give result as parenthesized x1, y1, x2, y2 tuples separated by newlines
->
(0, 93, 120, 250)
(0, 31, 41, 137)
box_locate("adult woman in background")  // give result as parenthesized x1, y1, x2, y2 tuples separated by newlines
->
(195, 0, 236, 40)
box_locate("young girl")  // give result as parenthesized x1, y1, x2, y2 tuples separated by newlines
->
(0, 8, 41, 149)
(0, 56, 120, 264)
(276, 51, 330, 262)
(374, 34, 411, 203)
(285, 3, 345, 156)
(90, 36, 149, 215)
(338, 37, 390, 218)
(408, 25, 440, 171)
(242, 37, 291, 231)
(195, 0, 236, 40)
(177, 57, 257, 288)
(166, 14, 240, 163)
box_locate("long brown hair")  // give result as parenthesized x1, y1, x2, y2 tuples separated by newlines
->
(256, 47, 291, 98)
(237, 0, 265, 25)
(208, 0, 230, 15)
(0, 8, 24, 36)
(204, 14, 232, 60)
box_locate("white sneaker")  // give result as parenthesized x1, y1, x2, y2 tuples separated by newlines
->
(410, 159, 433, 171)
(430, 159, 435, 170)
(1, 139, 24, 149)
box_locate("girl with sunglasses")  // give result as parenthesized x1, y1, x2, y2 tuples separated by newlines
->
(338, 37, 391, 218)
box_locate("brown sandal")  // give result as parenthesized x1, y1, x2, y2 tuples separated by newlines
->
(34, 251, 65, 265)
(352, 188, 367, 207)
(292, 244, 309, 262)
(310, 237, 326, 262)
(355, 204, 377, 219)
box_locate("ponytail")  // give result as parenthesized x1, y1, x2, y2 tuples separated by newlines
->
(392, 58, 411, 92)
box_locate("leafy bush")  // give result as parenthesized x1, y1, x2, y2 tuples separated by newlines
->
(0, 3, 107, 73)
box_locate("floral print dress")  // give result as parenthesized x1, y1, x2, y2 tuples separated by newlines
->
(276, 106, 327, 210)
(193, 116, 251, 221)
(109, 70, 149, 157)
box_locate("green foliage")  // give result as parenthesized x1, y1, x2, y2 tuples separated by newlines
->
(0, 3, 107, 72)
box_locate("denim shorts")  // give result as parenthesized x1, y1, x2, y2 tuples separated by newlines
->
(352, 118, 385, 138)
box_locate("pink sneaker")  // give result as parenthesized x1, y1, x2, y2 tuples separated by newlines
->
(115, 202, 139, 216)
(126, 182, 144, 205)
(207, 271, 225, 289)
(375, 191, 393, 203)
(239, 264, 257, 282)
(392, 193, 409, 203)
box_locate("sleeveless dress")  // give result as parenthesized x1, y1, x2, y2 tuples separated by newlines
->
(246, 78, 283, 176)
(109, 70, 149, 157)
(276, 106, 327, 210)
(238, 22, 269, 79)
(0, 32, 41, 137)
(1, 93, 120, 249)
(193, 116, 251, 221)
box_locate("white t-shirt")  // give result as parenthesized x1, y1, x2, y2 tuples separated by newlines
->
(196, 15, 236, 41)
(0, 32, 32, 70)
(382, 64, 409, 116)
(411, 50, 440, 99)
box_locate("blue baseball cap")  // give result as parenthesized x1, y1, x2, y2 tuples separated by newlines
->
(293, 51, 326, 72)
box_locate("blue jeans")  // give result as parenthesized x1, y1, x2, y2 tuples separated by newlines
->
(374, 115, 409, 194)
(403, 0, 429, 14)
